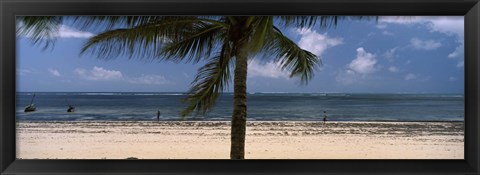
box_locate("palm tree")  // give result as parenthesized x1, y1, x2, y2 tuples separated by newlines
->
(17, 16, 362, 159)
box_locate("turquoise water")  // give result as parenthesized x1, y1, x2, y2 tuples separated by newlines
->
(16, 92, 464, 121)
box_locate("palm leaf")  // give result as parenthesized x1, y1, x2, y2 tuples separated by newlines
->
(80, 23, 167, 59)
(262, 28, 319, 84)
(160, 22, 226, 63)
(247, 16, 274, 54)
(80, 17, 228, 61)
(277, 16, 377, 29)
(16, 16, 63, 50)
(181, 40, 233, 117)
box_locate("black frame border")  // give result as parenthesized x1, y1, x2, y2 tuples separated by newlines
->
(1, 0, 479, 174)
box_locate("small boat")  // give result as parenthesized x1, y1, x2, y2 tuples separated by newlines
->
(65, 98, 75, 112)
(67, 105, 75, 112)
(24, 94, 36, 112)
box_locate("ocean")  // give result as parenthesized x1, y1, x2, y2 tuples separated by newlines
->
(16, 92, 464, 122)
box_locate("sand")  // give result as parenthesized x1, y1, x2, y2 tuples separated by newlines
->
(16, 121, 464, 159)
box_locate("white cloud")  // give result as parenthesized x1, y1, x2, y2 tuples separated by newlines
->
(73, 66, 173, 85)
(379, 16, 463, 58)
(449, 44, 464, 68)
(336, 48, 378, 85)
(296, 28, 343, 56)
(379, 16, 463, 37)
(74, 66, 123, 81)
(57, 25, 94, 38)
(127, 74, 171, 85)
(449, 76, 457, 81)
(448, 45, 463, 58)
(423, 17, 464, 37)
(410, 38, 442, 50)
(18, 23, 94, 39)
(388, 66, 399, 73)
(348, 47, 378, 74)
(456, 61, 464, 68)
(48, 68, 61, 77)
(405, 73, 417, 80)
(248, 60, 289, 79)
(378, 16, 421, 24)
(383, 48, 398, 62)
(335, 69, 358, 85)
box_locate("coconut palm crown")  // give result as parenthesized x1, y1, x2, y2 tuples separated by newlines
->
(17, 16, 361, 159)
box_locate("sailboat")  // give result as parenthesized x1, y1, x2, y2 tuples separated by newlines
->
(67, 104, 75, 112)
(66, 99, 75, 112)
(24, 93, 36, 112)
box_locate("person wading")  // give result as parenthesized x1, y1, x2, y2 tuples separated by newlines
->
(323, 111, 328, 125)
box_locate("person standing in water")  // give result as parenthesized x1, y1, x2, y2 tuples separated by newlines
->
(323, 111, 328, 125)
(157, 110, 161, 121)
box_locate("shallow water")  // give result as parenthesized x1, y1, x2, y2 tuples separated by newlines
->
(16, 92, 464, 121)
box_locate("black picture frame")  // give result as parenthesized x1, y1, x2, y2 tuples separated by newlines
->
(1, 0, 479, 174)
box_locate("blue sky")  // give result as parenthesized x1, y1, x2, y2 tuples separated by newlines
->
(17, 16, 464, 93)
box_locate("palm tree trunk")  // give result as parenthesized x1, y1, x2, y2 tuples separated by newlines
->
(230, 42, 248, 159)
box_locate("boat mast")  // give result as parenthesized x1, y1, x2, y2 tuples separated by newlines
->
(29, 93, 36, 105)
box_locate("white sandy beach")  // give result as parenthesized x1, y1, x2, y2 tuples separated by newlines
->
(16, 121, 464, 159)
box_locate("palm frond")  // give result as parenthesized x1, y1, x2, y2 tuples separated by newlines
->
(80, 17, 228, 61)
(80, 23, 167, 59)
(181, 41, 233, 117)
(247, 16, 274, 54)
(16, 16, 63, 50)
(160, 22, 226, 63)
(262, 28, 319, 85)
(71, 16, 225, 32)
(277, 16, 377, 29)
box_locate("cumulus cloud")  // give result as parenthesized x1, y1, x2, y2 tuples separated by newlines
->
(248, 60, 289, 79)
(405, 73, 416, 80)
(410, 38, 442, 50)
(379, 16, 463, 36)
(348, 48, 378, 74)
(296, 28, 343, 56)
(48, 68, 61, 77)
(448, 45, 463, 58)
(379, 16, 463, 58)
(74, 66, 123, 81)
(448, 45, 464, 68)
(336, 48, 378, 85)
(127, 74, 171, 85)
(422, 17, 463, 37)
